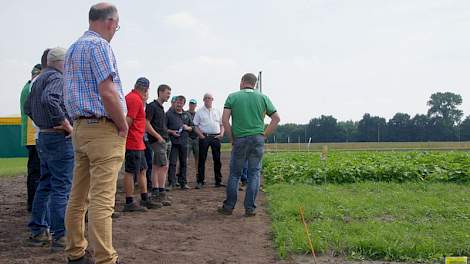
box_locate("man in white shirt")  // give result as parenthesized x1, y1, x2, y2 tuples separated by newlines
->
(193, 93, 224, 189)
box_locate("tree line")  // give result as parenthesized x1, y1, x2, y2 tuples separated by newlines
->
(271, 92, 470, 143)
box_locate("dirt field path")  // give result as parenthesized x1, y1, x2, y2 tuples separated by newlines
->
(0, 152, 288, 264)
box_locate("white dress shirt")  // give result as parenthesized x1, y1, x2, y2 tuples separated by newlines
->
(193, 106, 221, 134)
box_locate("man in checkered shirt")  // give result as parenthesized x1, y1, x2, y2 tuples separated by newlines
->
(63, 3, 126, 264)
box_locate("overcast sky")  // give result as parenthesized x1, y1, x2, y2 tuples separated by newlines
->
(1, 0, 469, 124)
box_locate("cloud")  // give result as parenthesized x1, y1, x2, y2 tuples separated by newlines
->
(164, 11, 199, 29)
(168, 55, 237, 71)
(163, 11, 211, 38)
(121, 59, 142, 70)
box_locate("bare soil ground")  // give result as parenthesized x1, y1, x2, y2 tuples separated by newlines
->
(0, 152, 288, 264)
(0, 152, 417, 264)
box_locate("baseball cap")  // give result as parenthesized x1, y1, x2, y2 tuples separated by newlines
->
(47, 47, 66, 63)
(189, 99, 197, 104)
(135, 77, 150, 88)
(31, 64, 42, 75)
(171, 96, 178, 103)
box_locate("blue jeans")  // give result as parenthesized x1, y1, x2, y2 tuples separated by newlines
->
(28, 132, 74, 239)
(241, 160, 248, 183)
(224, 135, 264, 211)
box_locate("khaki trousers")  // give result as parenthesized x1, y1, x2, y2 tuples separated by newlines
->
(65, 119, 125, 264)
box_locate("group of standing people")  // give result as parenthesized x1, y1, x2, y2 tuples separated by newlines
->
(19, 3, 279, 264)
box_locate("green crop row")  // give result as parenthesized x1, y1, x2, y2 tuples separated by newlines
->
(263, 151, 470, 185)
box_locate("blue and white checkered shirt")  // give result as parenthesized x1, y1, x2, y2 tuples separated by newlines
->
(64, 30, 126, 120)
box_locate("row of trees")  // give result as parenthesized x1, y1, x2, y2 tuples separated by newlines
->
(271, 92, 470, 143)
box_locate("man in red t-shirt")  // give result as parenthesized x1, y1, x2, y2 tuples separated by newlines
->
(123, 77, 160, 212)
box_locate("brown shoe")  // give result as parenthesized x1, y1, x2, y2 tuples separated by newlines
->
(68, 250, 95, 264)
(159, 192, 172, 206)
(140, 199, 162, 209)
(122, 202, 147, 212)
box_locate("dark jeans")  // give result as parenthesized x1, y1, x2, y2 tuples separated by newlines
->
(197, 136, 222, 184)
(28, 132, 74, 240)
(241, 160, 248, 183)
(168, 142, 188, 186)
(144, 140, 153, 189)
(223, 135, 264, 211)
(26, 145, 41, 212)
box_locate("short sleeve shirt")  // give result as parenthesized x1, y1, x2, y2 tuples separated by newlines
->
(224, 88, 276, 138)
(145, 100, 169, 143)
(125, 90, 146, 150)
(193, 106, 222, 134)
(64, 30, 126, 120)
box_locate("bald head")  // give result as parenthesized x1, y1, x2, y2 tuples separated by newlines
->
(89, 3, 117, 21)
(203, 93, 214, 108)
(88, 3, 119, 42)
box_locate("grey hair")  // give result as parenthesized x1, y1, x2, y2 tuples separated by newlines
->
(241, 73, 257, 86)
(89, 3, 118, 21)
(203, 93, 213, 99)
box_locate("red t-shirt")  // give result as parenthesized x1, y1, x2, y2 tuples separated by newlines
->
(125, 90, 146, 150)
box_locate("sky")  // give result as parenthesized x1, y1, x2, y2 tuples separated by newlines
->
(1, 0, 469, 124)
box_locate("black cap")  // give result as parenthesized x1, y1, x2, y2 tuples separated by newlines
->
(135, 77, 150, 88)
(31, 64, 42, 75)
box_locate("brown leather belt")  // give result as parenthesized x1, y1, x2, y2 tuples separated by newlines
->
(40, 128, 66, 133)
(76, 116, 114, 124)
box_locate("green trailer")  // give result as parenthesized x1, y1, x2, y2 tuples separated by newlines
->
(0, 117, 27, 158)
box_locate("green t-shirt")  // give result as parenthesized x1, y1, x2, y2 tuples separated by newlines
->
(224, 88, 277, 138)
(20, 81, 31, 146)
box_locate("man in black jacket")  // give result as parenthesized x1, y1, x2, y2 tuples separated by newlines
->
(166, 95, 194, 190)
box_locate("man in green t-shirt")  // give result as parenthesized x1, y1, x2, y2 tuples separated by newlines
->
(20, 63, 42, 212)
(218, 73, 280, 217)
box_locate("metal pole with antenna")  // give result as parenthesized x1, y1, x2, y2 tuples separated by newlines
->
(258, 71, 263, 94)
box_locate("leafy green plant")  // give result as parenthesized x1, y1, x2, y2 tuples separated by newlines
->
(263, 151, 470, 185)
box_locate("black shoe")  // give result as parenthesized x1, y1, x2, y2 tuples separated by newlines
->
(122, 202, 148, 212)
(245, 209, 257, 217)
(140, 199, 162, 209)
(26, 230, 51, 247)
(215, 182, 226, 188)
(111, 212, 121, 219)
(180, 184, 190, 190)
(68, 250, 95, 264)
(195, 183, 203, 189)
(217, 206, 233, 215)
